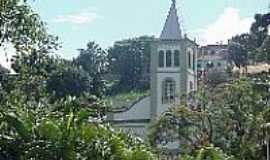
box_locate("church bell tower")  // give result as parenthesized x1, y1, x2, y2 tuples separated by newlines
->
(150, 0, 197, 119)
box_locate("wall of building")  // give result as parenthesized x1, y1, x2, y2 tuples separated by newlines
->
(198, 59, 228, 72)
(197, 44, 229, 73)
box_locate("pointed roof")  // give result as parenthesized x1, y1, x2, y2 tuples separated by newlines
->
(160, 0, 182, 40)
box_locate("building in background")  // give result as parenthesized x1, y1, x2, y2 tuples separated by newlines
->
(110, 0, 198, 159)
(197, 44, 230, 79)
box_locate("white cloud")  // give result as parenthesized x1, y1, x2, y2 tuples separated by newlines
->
(195, 7, 253, 45)
(53, 11, 99, 25)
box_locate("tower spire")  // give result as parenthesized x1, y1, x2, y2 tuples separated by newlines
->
(160, 0, 182, 40)
(172, 0, 176, 6)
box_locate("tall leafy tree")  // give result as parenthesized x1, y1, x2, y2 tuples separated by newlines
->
(0, 96, 156, 159)
(228, 34, 253, 69)
(251, 13, 270, 62)
(250, 13, 270, 47)
(0, 0, 58, 102)
(107, 36, 154, 93)
(76, 41, 107, 98)
(228, 12, 270, 64)
(0, 1, 156, 160)
(46, 59, 92, 101)
(0, 0, 57, 53)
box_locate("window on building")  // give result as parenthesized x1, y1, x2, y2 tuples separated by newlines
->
(162, 79, 176, 104)
(190, 81, 194, 91)
(159, 50, 164, 67)
(206, 61, 214, 68)
(174, 50, 180, 67)
(166, 50, 172, 67)
(193, 53, 195, 71)
(188, 52, 192, 68)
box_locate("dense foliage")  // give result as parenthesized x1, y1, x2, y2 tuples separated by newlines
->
(107, 36, 154, 93)
(46, 60, 92, 101)
(150, 74, 270, 159)
(1, 0, 270, 159)
(228, 12, 270, 68)
(75, 41, 107, 98)
(0, 1, 155, 159)
(0, 96, 155, 160)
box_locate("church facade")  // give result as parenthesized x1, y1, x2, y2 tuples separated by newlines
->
(110, 0, 197, 158)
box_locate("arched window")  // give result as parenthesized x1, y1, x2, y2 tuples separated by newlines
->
(166, 50, 172, 67)
(174, 50, 180, 67)
(162, 79, 176, 104)
(159, 50, 165, 67)
(188, 52, 192, 69)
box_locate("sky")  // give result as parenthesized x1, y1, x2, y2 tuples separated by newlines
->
(0, 0, 269, 69)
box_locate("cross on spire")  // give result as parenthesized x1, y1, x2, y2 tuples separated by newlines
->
(160, 0, 182, 40)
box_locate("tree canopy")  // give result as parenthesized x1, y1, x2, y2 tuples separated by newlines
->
(228, 12, 270, 66)
(0, 1, 156, 159)
(150, 74, 270, 159)
(107, 36, 154, 93)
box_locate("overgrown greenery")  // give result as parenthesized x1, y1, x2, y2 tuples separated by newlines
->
(0, 1, 155, 159)
(228, 12, 270, 69)
(0, 95, 155, 159)
(107, 36, 154, 94)
(150, 74, 270, 159)
(1, 0, 270, 159)
(75, 41, 107, 98)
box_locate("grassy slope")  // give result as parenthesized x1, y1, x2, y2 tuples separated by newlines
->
(105, 90, 150, 109)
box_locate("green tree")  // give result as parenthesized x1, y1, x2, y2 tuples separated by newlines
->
(107, 36, 154, 93)
(0, 96, 156, 160)
(194, 146, 234, 160)
(228, 34, 251, 69)
(0, 2, 156, 158)
(0, 0, 58, 102)
(205, 69, 229, 88)
(228, 12, 270, 64)
(150, 78, 268, 159)
(0, 0, 58, 54)
(250, 13, 270, 47)
(249, 13, 270, 62)
(75, 41, 107, 98)
(46, 59, 92, 101)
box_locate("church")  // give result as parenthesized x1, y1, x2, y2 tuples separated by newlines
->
(110, 0, 198, 157)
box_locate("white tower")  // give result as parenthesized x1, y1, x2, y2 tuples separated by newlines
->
(150, 0, 197, 119)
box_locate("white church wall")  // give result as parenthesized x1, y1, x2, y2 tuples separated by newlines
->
(113, 97, 151, 120)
